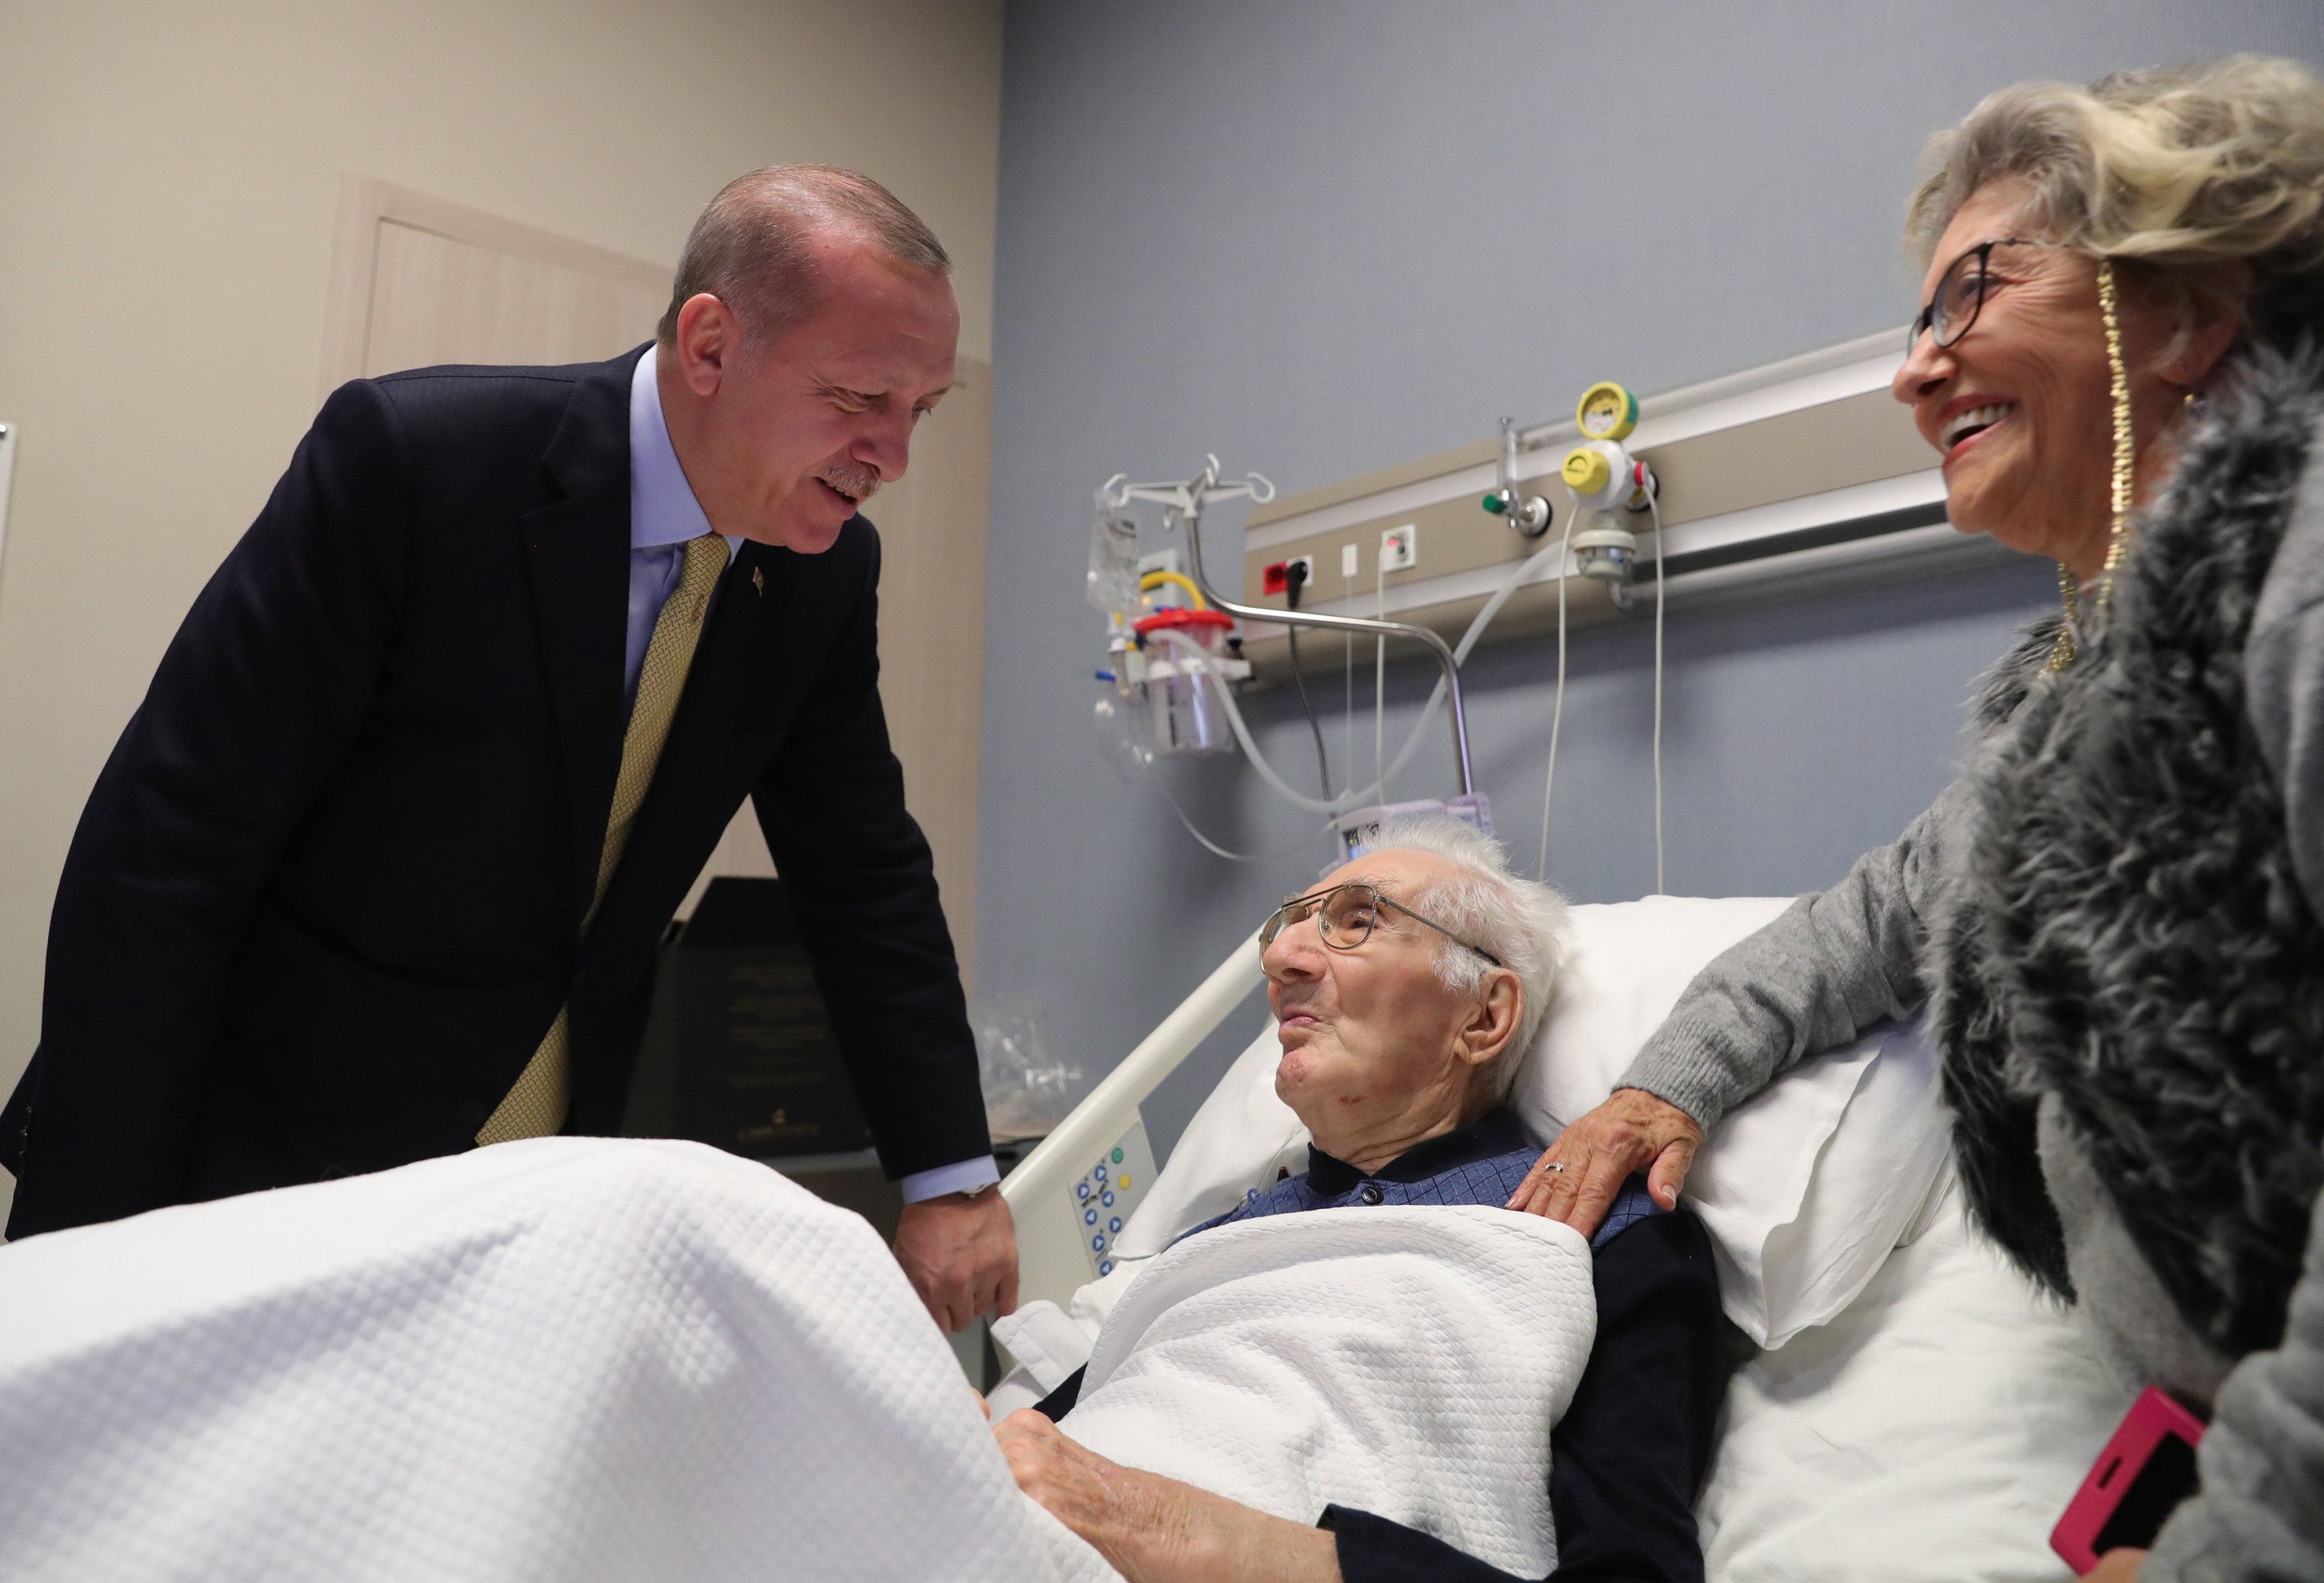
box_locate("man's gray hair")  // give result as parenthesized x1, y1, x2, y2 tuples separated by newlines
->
(656, 164, 951, 348)
(1367, 816, 1569, 1106)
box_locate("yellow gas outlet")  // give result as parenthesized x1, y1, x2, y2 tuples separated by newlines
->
(1560, 445, 1614, 497)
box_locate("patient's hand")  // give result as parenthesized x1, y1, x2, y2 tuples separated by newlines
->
(995, 1411, 1340, 1583)
(896, 1190, 1019, 1332)
(1506, 1087, 1702, 1238)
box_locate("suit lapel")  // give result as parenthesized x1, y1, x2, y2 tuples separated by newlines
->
(520, 350, 641, 935)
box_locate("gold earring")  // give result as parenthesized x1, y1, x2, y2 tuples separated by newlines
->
(2051, 258, 2138, 673)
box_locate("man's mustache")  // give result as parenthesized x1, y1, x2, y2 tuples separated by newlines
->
(819, 460, 882, 505)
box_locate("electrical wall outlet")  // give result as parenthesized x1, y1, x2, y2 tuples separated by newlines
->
(1262, 555, 1315, 596)
(1379, 524, 1418, 573)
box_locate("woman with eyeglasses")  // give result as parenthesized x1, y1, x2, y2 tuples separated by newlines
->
(1510, 57, 2324, 1578)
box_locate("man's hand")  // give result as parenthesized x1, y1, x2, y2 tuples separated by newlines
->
(995, 1410, 1190, 1578)
(2087, 1550, 2145, 1581)
(894, 1189, 1018, 1332)
(1505, 1087, 1703, 1238)
(994, 1410, 1339, 1583)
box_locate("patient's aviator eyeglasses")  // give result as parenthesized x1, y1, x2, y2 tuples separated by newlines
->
(1258, 883, 1504, 968)
(1906, 237, 2061, 356)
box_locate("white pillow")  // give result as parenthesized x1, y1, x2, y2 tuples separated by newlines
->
(1115, 896, 1951, 1347)
(1699, 1172, 2131, 1581)
(1519, 897, 1952, 1345)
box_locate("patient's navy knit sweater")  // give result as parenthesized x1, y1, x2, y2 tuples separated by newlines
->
(1036, 1106, 1728, 1583)
(1185, 1107, 1667, 1250)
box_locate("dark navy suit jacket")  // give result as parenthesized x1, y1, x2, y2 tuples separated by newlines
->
(2, 349, 987, 1238)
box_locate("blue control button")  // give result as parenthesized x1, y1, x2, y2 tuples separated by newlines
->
(1084, 1208, 1098, 1226)
(1101, 1190, 1116, 1208)
(1109, 1217, 1122, 1234)
(1077, 1182, 1091, 1200)
(1091, 1234, 1105, 1252)
(1098, 1259, 1114, 1276)
(1093, 1163, 1108, 1183)
(1246, 1187, 1261, 1202)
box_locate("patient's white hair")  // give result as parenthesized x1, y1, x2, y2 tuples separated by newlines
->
(1365, 816, 1569, 1105)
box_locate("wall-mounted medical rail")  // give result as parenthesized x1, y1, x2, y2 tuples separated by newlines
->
(1232, 329, 1993, 671)
(1103, 458, 1480, 796)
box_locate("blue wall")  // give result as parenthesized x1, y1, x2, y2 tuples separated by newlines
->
(978, 1, 2324, 1153)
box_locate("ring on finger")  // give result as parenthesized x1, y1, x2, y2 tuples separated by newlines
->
(1543, 1162, 1568, 1175)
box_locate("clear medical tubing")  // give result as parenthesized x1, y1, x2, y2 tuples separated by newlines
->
(1590, 489, 1669, 893)
(1537, 507, 1582, 882)
(1146, 627, 1350, 814)
(1145, 532, 1572, 817)
(1382, 532, 1570, 791)
(1648, 493, 1667, 892)
(1174, 501, 1478, 796)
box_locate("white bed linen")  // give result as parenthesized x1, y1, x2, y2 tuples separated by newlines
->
(0, 1138, 1116, 1583)
(1522, 898, 1951, 1346)
(1698, 1172, 2132, 1582)
(1066, 1205, 1597, 1578)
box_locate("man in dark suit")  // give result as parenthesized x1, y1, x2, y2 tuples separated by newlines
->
(0, 166, 1016, 1329)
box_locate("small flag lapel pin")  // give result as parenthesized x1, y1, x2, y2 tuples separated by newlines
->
(751, 567, 765, 597)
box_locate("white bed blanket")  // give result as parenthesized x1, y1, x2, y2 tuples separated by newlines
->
(0, 1138, 1116, 1583)
(1064, 1204, 1597, 1578)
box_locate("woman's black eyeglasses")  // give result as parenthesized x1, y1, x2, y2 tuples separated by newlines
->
(1906, 237, 2060, 355)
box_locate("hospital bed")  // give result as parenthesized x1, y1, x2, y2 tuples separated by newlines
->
(0, 903, 2130, 1581)
(997, 893, 2134, 1581)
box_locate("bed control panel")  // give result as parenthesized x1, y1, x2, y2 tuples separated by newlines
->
(1070, 1119, 1158, 1279)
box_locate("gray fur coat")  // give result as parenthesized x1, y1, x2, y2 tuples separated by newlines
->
(1934, 343, 2324, 1366)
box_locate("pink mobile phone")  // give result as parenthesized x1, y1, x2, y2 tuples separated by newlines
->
(2051, 1386, 2206, 1574)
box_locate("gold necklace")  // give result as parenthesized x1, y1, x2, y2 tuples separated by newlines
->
(2049, 258, 2138, 672)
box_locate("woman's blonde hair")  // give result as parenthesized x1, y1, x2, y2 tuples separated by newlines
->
(1907, 56, 2324, 348)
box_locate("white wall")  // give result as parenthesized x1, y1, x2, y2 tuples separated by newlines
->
(0, 0, 1006, 1213)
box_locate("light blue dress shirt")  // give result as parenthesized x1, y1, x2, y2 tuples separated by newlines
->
(627, 348, 996, 1204)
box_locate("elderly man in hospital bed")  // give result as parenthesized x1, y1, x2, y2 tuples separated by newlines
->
(989, 817, 1727, 1581)
(0, 820, 1718, 1583)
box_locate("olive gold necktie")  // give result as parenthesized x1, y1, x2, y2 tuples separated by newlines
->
(476, 532, 729, 1145)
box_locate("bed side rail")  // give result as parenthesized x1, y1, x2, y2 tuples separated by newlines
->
(1000, 928, 1266, 1312)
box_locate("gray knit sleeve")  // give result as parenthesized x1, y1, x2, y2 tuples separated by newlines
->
(1611, 775, 1969, 1129)
(2141, 1182, 2324, 1581)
